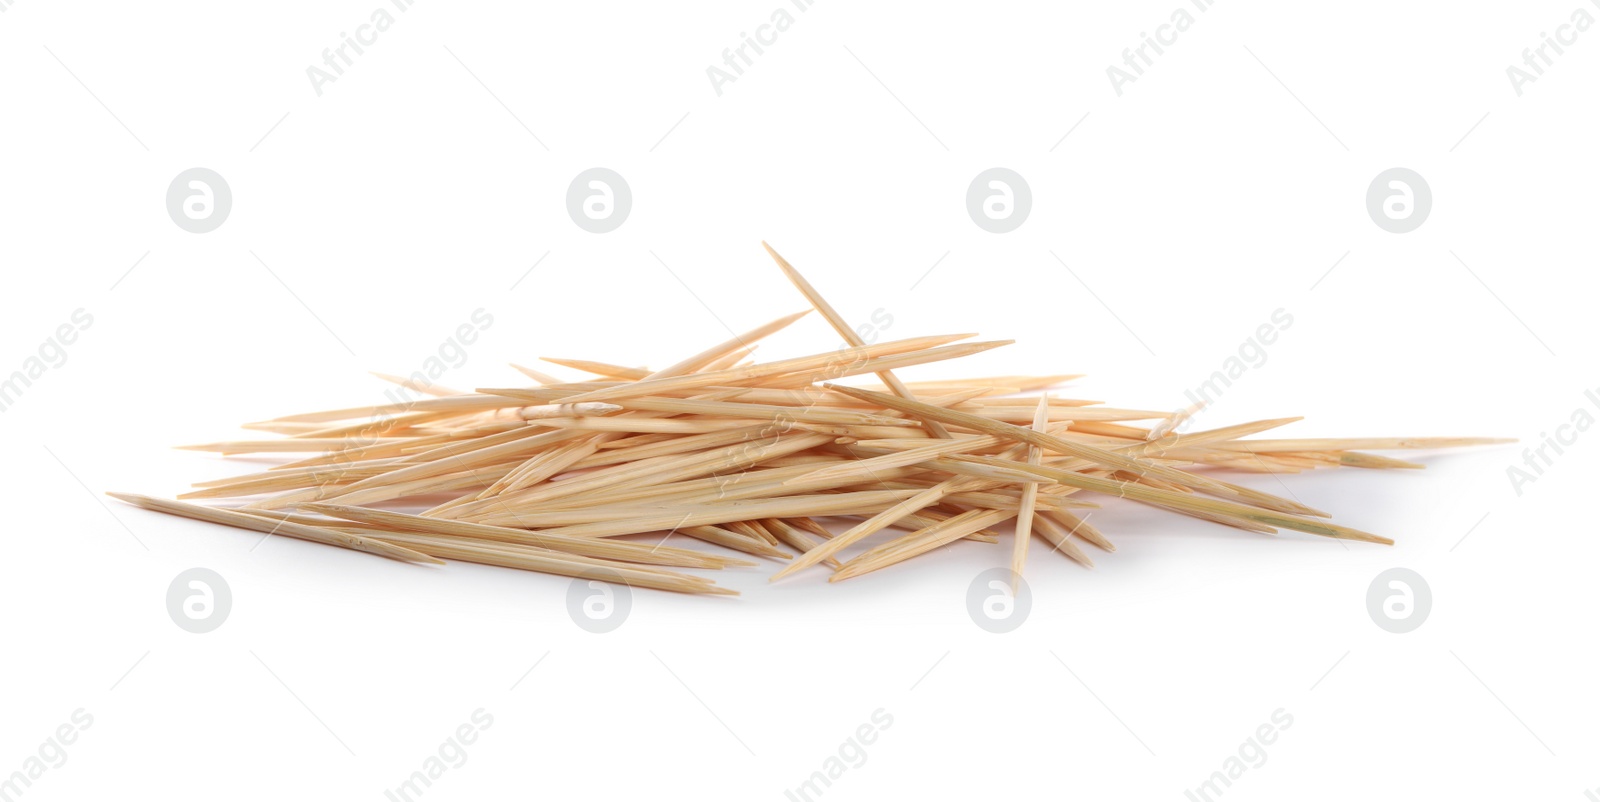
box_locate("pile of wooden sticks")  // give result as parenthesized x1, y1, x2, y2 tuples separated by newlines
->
(110, 244, 1505, 595)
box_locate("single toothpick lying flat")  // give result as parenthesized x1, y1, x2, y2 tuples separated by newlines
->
(108, 493, 442, 565)
(108, 242, 1509, 596)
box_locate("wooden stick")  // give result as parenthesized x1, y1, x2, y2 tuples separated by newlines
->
(297, 503, 752, 569)
(1009, 394, 1051, 589)
(107, 493, 442, 564)
(761, 241, 952, 439)
(125, 242, 1515, 596)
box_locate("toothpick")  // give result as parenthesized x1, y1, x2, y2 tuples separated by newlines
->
(107, 492, 442, 564)
(1009, 394, 1051, 590)
(761, 241, 953, 439)
(120, 242, 1513, 597)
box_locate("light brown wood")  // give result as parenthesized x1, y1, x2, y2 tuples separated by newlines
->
(109, 242, 1510, 596)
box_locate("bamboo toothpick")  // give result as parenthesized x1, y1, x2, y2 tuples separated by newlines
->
(109, 242, 1510, 597)
(107, 493, 442, 564)
(1009, 394, 1051, 590)
(761, 241, 953, 439)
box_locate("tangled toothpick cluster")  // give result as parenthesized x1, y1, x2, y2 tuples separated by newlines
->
(111, 243, 1505, 595)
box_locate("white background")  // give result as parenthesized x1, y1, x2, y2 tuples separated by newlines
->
(2, 1, 1596, 799)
